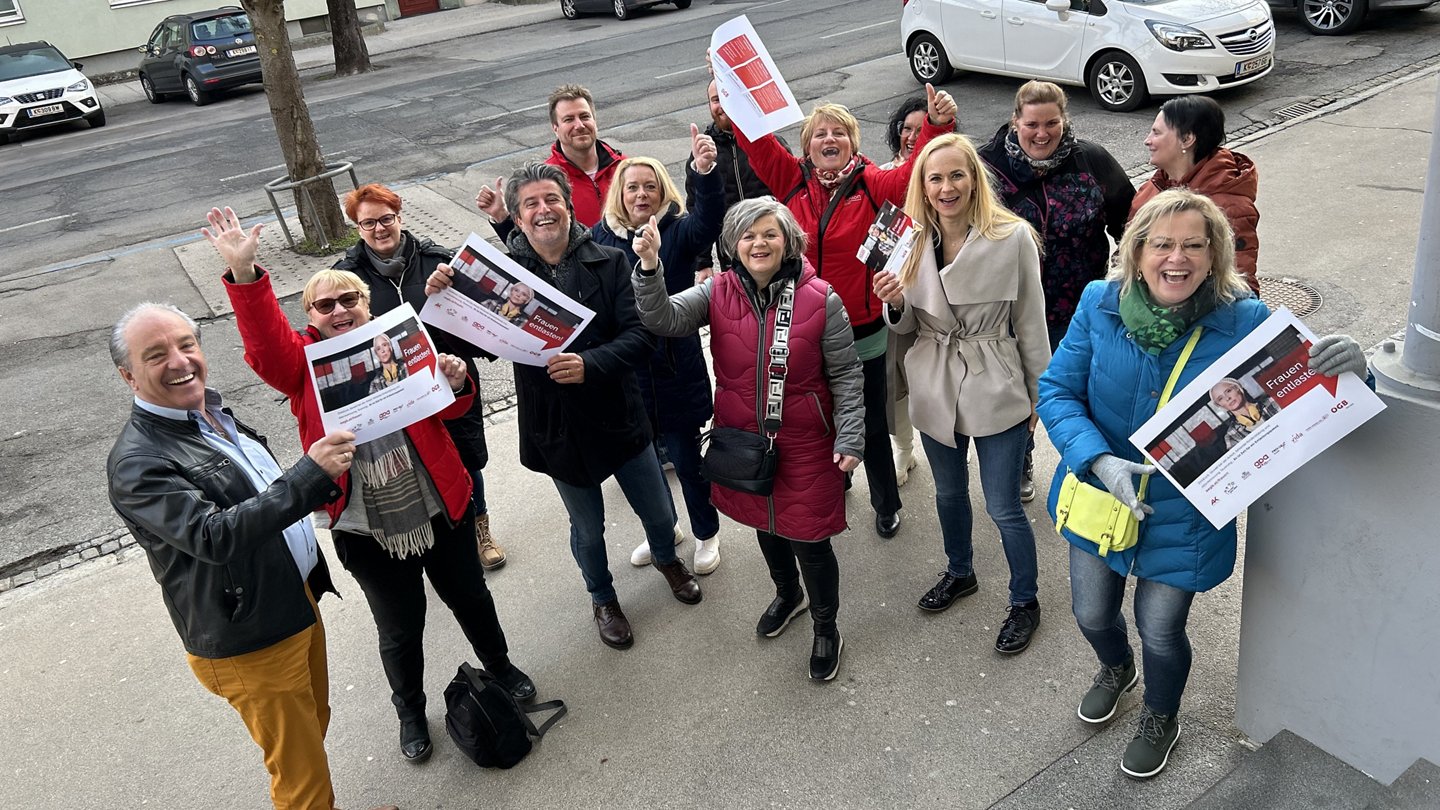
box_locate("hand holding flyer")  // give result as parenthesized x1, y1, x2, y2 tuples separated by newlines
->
(709, 16, 804, 140)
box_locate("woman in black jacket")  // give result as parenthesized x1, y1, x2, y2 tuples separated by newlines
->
(333, 183, 508, 571)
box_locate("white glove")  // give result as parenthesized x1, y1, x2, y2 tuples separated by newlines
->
(1089, 454, 1156, 521)
(1309, 334, 1367, 378)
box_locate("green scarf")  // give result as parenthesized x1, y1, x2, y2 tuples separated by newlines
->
(1120, 280, 1216, 355)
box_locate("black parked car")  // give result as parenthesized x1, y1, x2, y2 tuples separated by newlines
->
(560, 0, 690, 20)
(137, 7, 262, 106)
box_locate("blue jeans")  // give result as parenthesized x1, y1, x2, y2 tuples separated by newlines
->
(1068, 543, 1197, 715)
(552, 444, 678, 605)
(920, 419, 1038, 605)
(657, 428, 720, 541)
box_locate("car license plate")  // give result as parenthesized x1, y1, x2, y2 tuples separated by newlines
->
(1234, 54, 1272, 77)
(227, 45, 257, 57)
(27, 104, 63, 117)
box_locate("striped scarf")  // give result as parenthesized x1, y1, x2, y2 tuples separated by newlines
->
(354, 429, 435, 558)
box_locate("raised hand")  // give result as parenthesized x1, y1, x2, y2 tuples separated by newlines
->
(425, 263, 456, 296)
(632, 215, 662, 271)
(308, 430, 357, 480)
(475, 177, 507, 222)
(925, 82, 957, 127)
(691, 123, 718, 173)
(201, 206, 262, 283)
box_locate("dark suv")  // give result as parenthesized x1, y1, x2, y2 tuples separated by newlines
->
(137, 7, 262, 107)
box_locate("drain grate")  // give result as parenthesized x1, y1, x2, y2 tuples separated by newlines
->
(1258, 276, 1322, 317)
(1274, 101, 1320, 120)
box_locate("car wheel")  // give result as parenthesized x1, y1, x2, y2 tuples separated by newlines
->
(87, 109, 107, 128)
(673, 0, 692, 7)
(906, 32, 953, 84)
(1300, 0, 1367, 34)
(184, 74, 213, 107)
(140, 74, 166, 104)
(613, 0, 630, 19)
(560, 0, 579, 18)
(1088, 51, 1148, 113)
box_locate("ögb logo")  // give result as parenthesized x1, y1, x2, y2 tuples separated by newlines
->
(1331, 400, 1351, 413)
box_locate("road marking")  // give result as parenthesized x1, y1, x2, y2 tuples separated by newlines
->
(460, 102, 547, 127)
(655, 64, 709, 80)
(820, 20, 895, 40)
(748, 0, 797, 9)
(220, 163, 287, 183)
(0, 214, 73, 234)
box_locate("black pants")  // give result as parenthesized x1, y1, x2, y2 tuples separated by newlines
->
(861, 353, 902, 516)
(756, 531, 841, 637)
(334, 509, 510, 722)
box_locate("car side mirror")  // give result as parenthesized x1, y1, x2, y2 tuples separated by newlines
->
(137, 46, 151, 55)
(71, 61, 84, 70)
(1045, 0, 1072, 18)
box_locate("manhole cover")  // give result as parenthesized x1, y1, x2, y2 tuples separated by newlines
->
(1258, 276, 1322, 317)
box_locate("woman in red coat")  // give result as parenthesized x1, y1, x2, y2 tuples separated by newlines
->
(1134, 95, 1261, 292)
(202, 207, 534, 766)
(732, 84, 958, 539)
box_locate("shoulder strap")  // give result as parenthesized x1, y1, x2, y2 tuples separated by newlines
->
(521, 700, 568, 739)
(1138, 327, 1204, 501)
(761, 279, 796, 441)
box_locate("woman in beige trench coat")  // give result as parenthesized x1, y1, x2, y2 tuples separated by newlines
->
(873, 132, 1052, 655)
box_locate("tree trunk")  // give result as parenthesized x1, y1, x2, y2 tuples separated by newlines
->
(326, 0, 372, 77)
(241, 0, 347, 248)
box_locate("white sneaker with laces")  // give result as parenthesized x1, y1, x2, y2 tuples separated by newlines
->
(630, 524, 685, 567)
(693, 536, 721, 575)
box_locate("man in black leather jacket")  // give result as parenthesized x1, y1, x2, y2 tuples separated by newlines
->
(105, 303, 393, 810)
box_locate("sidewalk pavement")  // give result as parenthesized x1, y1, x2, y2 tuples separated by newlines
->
(96, 0, 561, 110)
(2, 64, 1434, 810)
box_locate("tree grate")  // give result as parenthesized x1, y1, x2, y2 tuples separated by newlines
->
(1258, 276, 1323, 317)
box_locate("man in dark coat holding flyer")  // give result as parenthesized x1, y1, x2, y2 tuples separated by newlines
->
(427, 161, 702, 651)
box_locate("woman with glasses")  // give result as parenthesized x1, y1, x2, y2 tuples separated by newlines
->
(207, 206, 537, 766)
(1036, 189, 1365, 778)
(332, 184, 509, 572)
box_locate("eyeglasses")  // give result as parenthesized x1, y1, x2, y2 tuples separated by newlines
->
(308, 291, 365, 314)
(1141, 236, 1210, 257)
(357, 213, 399, 232)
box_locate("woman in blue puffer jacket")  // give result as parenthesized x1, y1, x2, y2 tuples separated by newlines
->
(1038, 189, 1368, 780)
(591, 128, 726, 575)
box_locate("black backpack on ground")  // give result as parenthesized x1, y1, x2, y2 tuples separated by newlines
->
(443, 662, 567, 769)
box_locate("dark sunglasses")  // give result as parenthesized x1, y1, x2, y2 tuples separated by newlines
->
(309, 291, 364, 314)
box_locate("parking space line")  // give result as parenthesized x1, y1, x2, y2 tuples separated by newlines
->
(656, 64, 709, 80)
(219, 163, 288, 183)
(820, 20, 895, 40)
(460, 102, 547, 127)
(0, 214, 73, 234)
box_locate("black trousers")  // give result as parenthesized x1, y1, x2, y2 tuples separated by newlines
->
(756, 531, 841, 637)
(334, 508, 510, 722)
(861, 353, 902, 516)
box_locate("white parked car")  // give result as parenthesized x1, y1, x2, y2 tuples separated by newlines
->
(900, 0, 1275, 112)
(0, 41, 105, 144)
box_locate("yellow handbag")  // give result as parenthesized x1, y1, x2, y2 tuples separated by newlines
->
(1054, 328, 1203, 557)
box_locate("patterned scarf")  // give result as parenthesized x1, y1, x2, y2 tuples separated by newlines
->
(1119, 279, 1216, 356)
(1004, 127, 1077, 178)
(354, 428, 435, 558)
(809, 154, 861, 191)
(508, 220, 591, 292)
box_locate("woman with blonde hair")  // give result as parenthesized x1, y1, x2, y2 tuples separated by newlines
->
(590, 132, 727, 574)
(873, 133, 1051, 654)
(369, 334, 406, 392)
(734, 85, 959, 539)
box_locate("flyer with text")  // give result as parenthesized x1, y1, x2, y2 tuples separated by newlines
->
(305, 303, 457, 444)
(1130, 308, 1384, 528)
(420, 233, 594, 367)
(710, 15, 804, 141)
(857, 202, 917, 275)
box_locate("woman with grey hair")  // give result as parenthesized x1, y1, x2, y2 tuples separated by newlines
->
(630, 197, 865, 682)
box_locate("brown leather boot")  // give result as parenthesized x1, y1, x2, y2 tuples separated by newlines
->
(593, 600, 634, 649)
(654, 559, 703, 605)
(475, 512, 506, 571)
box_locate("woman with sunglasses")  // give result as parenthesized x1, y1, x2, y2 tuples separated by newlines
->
(207, 207, 536, 766)
(332, 184, 509, 571)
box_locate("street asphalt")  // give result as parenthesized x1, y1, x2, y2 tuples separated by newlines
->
(0, 1, 1436, 807)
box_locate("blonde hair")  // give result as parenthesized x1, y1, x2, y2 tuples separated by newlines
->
(1108, 188, 1248, 303)
(1011, 80, 1070, 129)
(302, 269, 371, 312)
(603, 158, 685, 228)
(800, 102, 861, 156)
(897, 133, 1034, 287)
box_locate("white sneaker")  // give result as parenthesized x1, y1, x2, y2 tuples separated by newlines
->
(693, 536, 721, 575)
(894, 447, 918, 487)
(630, 524, 685, 567)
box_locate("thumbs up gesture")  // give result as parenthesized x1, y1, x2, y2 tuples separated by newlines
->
(926, 82, 957, 127)
(633, 215, 662, 271)
(475, 176, 507, 222)
(691, 123, 718, 174)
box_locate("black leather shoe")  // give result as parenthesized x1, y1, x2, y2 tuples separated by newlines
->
(593, 600, 634, 650)
(809, 631, 844, 681)
(875, 511, 902, 538)
(918, 572, 979, 612)
(491, 662, 537, 703)
(654, 559, 703, 605)
(399, 717, 432, 763)
(995, 602, 1041, 655)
